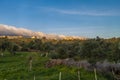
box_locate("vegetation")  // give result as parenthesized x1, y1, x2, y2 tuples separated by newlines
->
(0, 52, 113, 80)
(1, 37, 120, 62)
(0, 36, 120, 79)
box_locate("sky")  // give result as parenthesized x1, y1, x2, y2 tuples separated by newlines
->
(0, 0, 120, 38)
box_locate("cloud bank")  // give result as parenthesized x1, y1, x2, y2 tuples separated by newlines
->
(0, 24, 85, 40)
(0, 24, 36, 36)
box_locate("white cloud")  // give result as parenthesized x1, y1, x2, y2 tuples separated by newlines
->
(0, 24, 86, 39)
(0, 24, 35, 36)
(41, 7, 120, 16)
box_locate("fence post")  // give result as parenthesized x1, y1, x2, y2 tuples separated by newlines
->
(59, 72, 61, 80)
(94, 68, 97, 80)
(78, 70, 81, 80)
(28, 56, 33, 71)
(34, 75, 35, 80)
(29, 59, 32, 71)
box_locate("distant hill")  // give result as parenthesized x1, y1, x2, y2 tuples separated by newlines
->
(0, 24, 86, 40)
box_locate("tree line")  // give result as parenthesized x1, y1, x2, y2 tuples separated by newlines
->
(0, 36, 120, 63)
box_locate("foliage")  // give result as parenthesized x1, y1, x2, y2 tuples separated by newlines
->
(0, 36, 119, 79)
(0, 37, 120, 63)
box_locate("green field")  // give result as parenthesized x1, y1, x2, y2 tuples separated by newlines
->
(0, 51, 113, 80)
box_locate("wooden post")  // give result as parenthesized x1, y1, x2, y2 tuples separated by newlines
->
(30, 60, 32, 71)
(78, 70, 80, 80)
(59, 72, 61, 80)
(34, 75, 35, 80)
(94, 68, 97, 80)
(28, 56, 33, 71)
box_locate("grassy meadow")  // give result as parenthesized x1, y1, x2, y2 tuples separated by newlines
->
(0, 51, 113, 80)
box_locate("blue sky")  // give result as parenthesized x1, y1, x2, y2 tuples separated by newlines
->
(0, 0, 120, 38)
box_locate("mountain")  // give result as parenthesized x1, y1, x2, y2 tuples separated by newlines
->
(0, 24, 86, 40)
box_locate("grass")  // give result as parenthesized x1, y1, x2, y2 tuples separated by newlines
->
(0, 51, 112, 80)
